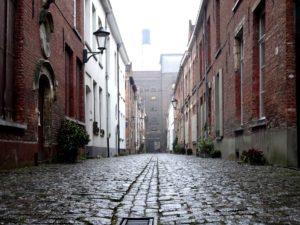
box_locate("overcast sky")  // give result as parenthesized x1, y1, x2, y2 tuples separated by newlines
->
(109, 0, 202, 70)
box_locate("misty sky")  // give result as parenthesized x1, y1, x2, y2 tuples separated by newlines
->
(109, 0, 202, 70)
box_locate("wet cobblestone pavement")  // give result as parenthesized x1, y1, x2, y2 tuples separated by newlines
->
(0, 154, 300, 225)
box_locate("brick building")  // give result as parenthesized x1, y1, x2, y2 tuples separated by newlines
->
(125, 65, 138, 154)
(174, 0, 299, 167)
(0, 0, 85, 168)
(133, 54, 181, 152)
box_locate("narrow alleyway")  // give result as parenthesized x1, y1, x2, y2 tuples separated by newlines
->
(0, 154, 300, 225)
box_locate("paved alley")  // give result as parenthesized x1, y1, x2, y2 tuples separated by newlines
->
(0, 154, 300, 225)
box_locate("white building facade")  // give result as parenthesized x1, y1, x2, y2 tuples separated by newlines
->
(167, 103, 175, 152)
(84, 0, 130, 157)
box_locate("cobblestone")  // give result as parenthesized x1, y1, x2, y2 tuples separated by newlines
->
(0, 154, 300, 224)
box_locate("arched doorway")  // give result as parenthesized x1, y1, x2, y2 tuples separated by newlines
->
(38, 75, 52, 161)
(34, 60, 55, 163)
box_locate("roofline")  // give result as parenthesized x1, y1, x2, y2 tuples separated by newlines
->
(101, 0, 130, 65)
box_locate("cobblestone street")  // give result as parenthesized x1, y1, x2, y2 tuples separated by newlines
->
(0, 154, 300, 225)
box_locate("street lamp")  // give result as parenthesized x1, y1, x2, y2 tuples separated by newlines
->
(83, 27, 110, 63)
(171, 97, 178, 110)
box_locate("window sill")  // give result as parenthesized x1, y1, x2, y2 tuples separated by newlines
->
(0, 119, 27, 130)
(250, 118, 267, 130)
(216, 136, 223, 142)
(234, 126, 244, 135)
(232, 0, 242, 12)
(214, 48, 222, 59)
(192, 85, 197, 95)
(98, 61, 103, 69)
(65, 116, 85, 126)
(73, 27, 83, 42)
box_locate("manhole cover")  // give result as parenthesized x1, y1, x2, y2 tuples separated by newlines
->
(119, 217, 154, 225)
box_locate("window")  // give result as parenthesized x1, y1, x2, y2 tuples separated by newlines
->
(99, 87, 102, 128)
(0, 0, 16, 120)
(93, 81, 97, 121)
(208, 87, 212, 131)
(107, 93, 111, 134)
(92, 4, 97, 50)
(206, 17, 211, 66)
(65, 45, 73, 116)
(234, 29, 244, 124)
(73, 0, 76, 27)
(192, 59, 196, 87)
(76, 59, 83, 120)
(253, 2, 266, 119)
(215, 0, 221, 50)
(214, 70, 223, 137)
(200, 98, 204, 138)
(84, 0, 91, 44)
(258, 9, 266, 118)
(199, 41, 203, 80)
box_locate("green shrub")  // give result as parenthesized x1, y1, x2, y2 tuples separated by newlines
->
(210, 150, 221, 158)
(241, 148, 266, 165)
(198, 138, 214, 155)
(57, 119, 90, 162)
(174, 144, 185, 154)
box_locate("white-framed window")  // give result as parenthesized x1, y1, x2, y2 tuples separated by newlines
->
(99, 87, 103, 128)
(73, 0, 76, 27)
(93, 81, 97, 121)
(92, 4, 97, 51)
(234, 28, 244, 125)
(214, 69, 223, 137)
(84, 0, 91, 45)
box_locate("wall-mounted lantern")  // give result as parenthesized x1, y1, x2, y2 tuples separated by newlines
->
(83, 27, 110, 63)
(171, 97, 178, 110)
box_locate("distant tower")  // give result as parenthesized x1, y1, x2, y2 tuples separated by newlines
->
(142, 29, 150, 45)
(141, 29, 151, 70)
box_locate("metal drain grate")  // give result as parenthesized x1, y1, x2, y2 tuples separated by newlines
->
(119, 217, 154, 225)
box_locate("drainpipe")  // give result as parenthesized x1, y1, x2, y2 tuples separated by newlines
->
(180, 66, 185, 150)
(105, 18, 110, 157)
(183, 66, 186, 151)
(117, 43, 120, 155)
(204, 6, 209, 139)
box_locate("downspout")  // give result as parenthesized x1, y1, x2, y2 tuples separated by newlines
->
(182, 66, 185, 149)
(105, 17, 110, 157)
(117, 43, 120, 155)
(204, 6, 209, 139)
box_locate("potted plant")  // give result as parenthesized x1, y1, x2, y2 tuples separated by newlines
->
(57, 119, 90, 163)
(198, 138, 214, 158)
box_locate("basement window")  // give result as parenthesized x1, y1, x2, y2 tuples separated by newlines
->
(120, 217, 154, 225)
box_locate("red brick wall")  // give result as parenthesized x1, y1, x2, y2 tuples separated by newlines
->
(201, 0, 297, 137)
(0, 0, 85, 168)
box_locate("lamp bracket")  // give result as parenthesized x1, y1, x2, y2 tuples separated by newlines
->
(83, 49, 103, 63)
